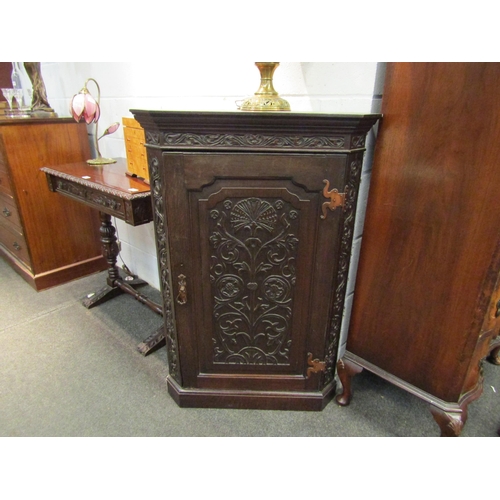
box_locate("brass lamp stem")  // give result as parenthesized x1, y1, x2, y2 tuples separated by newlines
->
(255, 63, 279, 95)
(239, 62, 290, 112)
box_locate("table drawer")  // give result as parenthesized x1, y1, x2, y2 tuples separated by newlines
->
(0, 193, 22, 230)
(0, 223, 31, 268)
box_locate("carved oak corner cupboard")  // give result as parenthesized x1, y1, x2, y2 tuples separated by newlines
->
(0, 118, 105, 290)
(133, 110, 380, 410)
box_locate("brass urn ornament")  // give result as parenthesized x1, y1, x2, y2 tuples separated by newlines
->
(239, 62, 290, 111)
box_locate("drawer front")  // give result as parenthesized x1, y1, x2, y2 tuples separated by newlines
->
(0, 223, 31, 268)
(0, 193, 22, 231)
(0, 167, 13, 197)
(0, 136, 7, 167)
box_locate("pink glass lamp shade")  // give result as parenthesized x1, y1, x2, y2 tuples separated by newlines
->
(70, 78, 119, 165)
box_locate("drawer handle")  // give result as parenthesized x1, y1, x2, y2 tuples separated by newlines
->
(3, 207, 11, 217)
(176, 274, 187, 305)
(13, 242, 21, 251)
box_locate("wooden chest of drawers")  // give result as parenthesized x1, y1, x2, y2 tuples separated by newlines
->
(0, 118, 106, 290)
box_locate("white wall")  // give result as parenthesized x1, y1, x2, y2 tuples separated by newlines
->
(39, 61, 384, 353)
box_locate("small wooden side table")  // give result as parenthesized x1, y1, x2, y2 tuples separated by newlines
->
(41, 158, 165, 355)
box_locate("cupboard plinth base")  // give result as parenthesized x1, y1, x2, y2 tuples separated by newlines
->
(167, 376, 337, 411)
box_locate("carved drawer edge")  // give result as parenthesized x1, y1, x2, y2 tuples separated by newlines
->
(41, 167, 151, 201)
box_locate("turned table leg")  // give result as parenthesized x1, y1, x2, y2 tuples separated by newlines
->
(83, 212, 166, 356)
(83, 211, 146, 308)
(335, 357, 364, 406)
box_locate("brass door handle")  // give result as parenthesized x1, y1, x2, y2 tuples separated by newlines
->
(177, 274, 187, 305)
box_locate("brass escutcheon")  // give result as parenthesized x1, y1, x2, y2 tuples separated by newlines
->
(177, 274, 187, 305)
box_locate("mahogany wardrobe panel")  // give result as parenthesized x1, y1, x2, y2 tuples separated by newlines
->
(336, 62, 500, 436)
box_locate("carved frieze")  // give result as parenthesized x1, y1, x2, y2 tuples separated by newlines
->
(146, 131, 347, 151)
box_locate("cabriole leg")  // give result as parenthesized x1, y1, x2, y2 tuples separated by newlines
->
(335, 357, 363, 406)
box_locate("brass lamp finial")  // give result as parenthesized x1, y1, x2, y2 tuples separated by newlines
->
(239, 62, 290, 112)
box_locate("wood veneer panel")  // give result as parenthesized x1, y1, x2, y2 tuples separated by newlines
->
(0, 119, 105, 287)
(347, 63, 500, 402)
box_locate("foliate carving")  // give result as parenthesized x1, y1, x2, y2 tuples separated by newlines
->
(351, 135, 366, 149)
(145, 131, 346, 151)
(149, 153, 180, 383)
(323, 157, 363, 386)
(55, 179, 85, 198)
(56, 178, 123, 212)
(45, 169, 151, 201)
(209, 197, 299, 365)
(87, 192, 123, 212)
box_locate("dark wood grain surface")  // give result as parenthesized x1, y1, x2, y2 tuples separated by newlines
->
(134, 110, 380, 410)
(347, 63, 500, 403)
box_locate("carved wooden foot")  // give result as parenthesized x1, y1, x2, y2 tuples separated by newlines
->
(82, 275, 148, 309)
(487, 345, 500, 365)
(137, 326, 166, 356)
(429, 405, 467, 437)
(335, 357, 364, 406)
(82, 284, 123, 309)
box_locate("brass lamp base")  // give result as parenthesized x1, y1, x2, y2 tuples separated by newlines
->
(87, 157, 117, 166)
(239, 62, 290, 112)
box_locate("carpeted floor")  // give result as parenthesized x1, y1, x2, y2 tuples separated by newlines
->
(0, 257, 499, 437)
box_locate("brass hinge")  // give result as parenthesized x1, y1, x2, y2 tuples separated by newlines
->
(320, 179, 346, 219)
(306, 353, 326, 378)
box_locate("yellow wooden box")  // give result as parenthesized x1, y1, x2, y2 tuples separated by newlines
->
(122, 117, 149, 182)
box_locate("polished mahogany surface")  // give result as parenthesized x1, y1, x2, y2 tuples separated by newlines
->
(0, 118, 105, 290)
(43, 158, 150, 197)
(347, 63, 500, 404)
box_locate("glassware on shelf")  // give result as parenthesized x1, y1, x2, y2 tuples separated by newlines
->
(19, 88, 33, 113)
(11, 63, 22, 89)
(1, 88, 15, 116)
(13, 88, 23, 108)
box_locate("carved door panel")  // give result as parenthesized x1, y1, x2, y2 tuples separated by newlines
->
(163, 151, 346, 393)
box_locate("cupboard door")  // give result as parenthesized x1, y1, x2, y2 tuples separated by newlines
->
(162, 151, 346, 393)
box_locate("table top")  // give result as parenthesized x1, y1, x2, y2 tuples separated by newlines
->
(41, 158, 150, 200)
